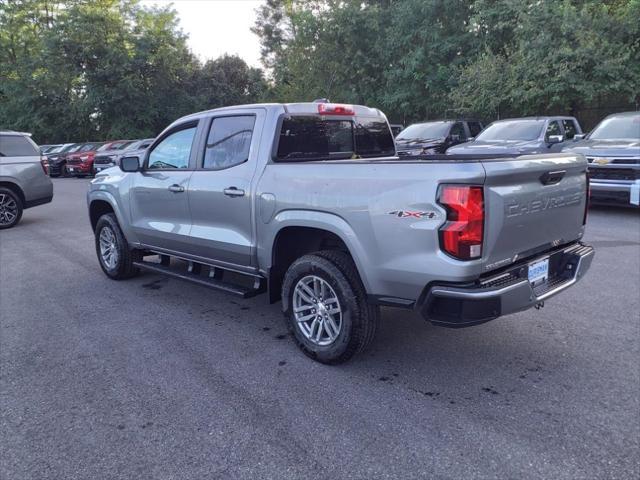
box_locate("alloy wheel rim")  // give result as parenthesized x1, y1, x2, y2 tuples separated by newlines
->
(0, 193, 18, 225)
(99, 226, 119, 269)
(293, 275, 342, 346)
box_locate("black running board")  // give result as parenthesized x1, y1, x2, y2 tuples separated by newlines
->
(133, 260, 264, 299)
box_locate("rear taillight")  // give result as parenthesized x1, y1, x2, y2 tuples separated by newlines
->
(317, 103, 355, 116)
(583, 174, 590, 225)
(438, 185, 484, 260)
(40, 156, 49, 175)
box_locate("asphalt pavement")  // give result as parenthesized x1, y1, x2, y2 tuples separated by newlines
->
(1, 178, 639, 479)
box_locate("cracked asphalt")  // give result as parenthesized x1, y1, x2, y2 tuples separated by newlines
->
(1, 178, 639, 479)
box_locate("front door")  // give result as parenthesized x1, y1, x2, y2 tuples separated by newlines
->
(186, 110, 264, 269)
(130, 122, 198, 253)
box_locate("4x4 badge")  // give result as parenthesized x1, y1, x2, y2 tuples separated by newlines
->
(388, 210, 437, 219)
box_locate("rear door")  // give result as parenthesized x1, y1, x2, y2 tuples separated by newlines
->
(185, 108, 265, 269)
(129, 121, 199, 253)
(481, 154, 588, 272)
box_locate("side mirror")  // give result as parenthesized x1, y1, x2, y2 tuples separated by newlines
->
(450, 134, 461, 142)
(573, 133, 586, 140)
(120, 156, 141, 172)
(547, 134, 564, 144)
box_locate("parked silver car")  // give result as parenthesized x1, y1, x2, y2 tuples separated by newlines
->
(447, 116, 583, 155)
(93, 138, 155, 173)
(0, 131, 53, 228)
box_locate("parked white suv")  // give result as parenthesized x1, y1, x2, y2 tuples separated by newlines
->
(0, 131, 53, 229)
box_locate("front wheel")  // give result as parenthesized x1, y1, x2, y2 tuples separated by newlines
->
(0, 187, 23, 229)
(282, 250, 379, 364)
(94, 213, 140, 279)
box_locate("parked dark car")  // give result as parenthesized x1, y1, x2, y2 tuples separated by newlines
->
(562, 111, 640, 206)
(395, 120, 483, 156)
(447, 116, 582, 155)
(47, 143, 83, 177)
(93, 138, 155, 173)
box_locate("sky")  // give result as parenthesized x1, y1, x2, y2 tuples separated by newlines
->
(140, 0, 264, 67)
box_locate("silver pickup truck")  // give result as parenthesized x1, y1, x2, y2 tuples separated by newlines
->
(87, 102, 594, 364)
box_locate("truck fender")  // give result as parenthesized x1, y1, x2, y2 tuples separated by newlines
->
(87, 190, 139, 244)
(261, 209, 373, 293)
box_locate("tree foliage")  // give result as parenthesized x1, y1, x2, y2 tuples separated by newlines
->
(1, 0, 638, 141)
(255, 0, 640, 124)
(0, 0, 266, 142)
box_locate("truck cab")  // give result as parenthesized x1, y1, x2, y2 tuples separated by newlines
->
(87, 102, 593, 364)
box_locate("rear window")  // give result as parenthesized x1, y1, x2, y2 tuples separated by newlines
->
(275, 116, 395, 161)
(0, 135, 39, 157)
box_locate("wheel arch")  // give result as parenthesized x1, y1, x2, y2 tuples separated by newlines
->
(88, 191, 128, 235)
(264, 211, 371, 303)
(0, 180, 26, 207)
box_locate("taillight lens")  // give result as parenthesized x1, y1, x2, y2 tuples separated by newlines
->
(40, 156, 49, 175)
(438, 185, 484, 260)
(317, 103, 355, 115)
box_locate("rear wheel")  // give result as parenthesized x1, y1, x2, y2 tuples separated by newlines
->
(282, 250, 379, 364)
(94, 213, 140, 279)
(0, 187, 23, 229)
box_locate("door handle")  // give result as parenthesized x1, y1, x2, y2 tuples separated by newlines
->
(540, 170, 566, 185)
(224, 187, 245, 197)
(168, 184, 185, 193)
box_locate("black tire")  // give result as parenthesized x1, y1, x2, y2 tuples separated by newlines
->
(94, 213, 140, 279)
(282, 250, 379, 364)
(0, 187, 24, 230)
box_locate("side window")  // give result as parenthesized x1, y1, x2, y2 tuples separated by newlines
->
(147, 126, 196, 169)
(0, 135, 39, 156)
(450, 122, 467, 140)
(468, 122, 482, 137)
(562, 120, 577, 139)
(545, 121, 562, 139)
(203, 116, 255, 169)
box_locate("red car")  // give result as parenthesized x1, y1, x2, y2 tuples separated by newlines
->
(65, 140, 132, 177)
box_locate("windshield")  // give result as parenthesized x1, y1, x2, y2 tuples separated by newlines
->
(476, 120, 544, 141)
(67, 144, 83, 153)
(589, 115, 640, 140)
(396, 122, 450, 141)
(80, 143, 102, 152)
(97, 141, 130, 151)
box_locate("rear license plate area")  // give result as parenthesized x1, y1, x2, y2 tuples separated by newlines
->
(528, 258, 549, 287)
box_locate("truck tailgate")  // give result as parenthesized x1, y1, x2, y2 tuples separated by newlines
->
(481, 153, 588, 273)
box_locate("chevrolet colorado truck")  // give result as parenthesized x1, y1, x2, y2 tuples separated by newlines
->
(87, 102, 594, 364)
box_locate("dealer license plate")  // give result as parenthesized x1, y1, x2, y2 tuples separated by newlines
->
(528, 258, 549, 286)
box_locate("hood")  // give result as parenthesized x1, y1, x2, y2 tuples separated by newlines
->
(562, 138, 640, 157)
(447, 139, 544, 155)
(68, 150, 98, 158)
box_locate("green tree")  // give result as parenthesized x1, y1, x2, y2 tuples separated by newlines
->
(0, 0, 267, 143)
